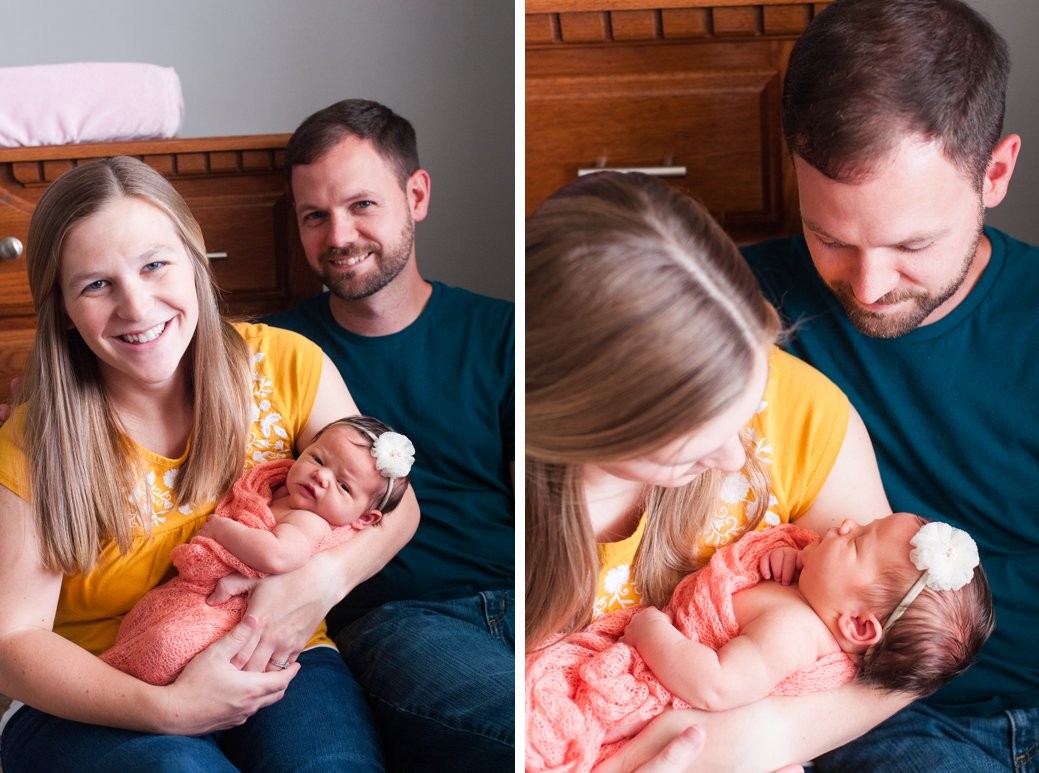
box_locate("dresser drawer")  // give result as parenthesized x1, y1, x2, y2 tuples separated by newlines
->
(527, 67, 783, 235)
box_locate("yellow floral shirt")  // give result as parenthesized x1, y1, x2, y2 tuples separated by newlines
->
(593, 347, 849, 617)
(0, 323, 327, 654)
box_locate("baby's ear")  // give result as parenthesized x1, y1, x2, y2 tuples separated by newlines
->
(836, 612, 883, 651)
(356, 510, 383, 528)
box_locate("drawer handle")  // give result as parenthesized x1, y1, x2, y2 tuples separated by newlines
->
(206, 251, 229, 261)
(577, 165, 687, 178)
(0, 236, 23, 261)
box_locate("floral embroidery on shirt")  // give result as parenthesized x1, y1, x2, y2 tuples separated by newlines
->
(593, 563, 640, 619)
(720, 471, 751, 504)
(247, 352, 292, 465)
(696, 405, 777, 562)
(128, 469, 172, 530)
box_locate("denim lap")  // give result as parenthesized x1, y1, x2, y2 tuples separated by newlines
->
(337, 589, 515, 773)
(815, 701, 1039, 773)
(1, 647, 381, 773)
(220, 646, 383, 772)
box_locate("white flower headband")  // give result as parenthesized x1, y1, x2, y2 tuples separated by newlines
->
(363, 430, 415, 509)
(882, 521, 980, 633)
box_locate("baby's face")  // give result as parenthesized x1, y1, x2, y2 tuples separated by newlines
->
(798, 512, 924, 614)
(285, 426, 385, 526)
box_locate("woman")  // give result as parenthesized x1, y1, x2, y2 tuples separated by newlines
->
(0, 157, 417, 771)
(526, 172, 906, 771)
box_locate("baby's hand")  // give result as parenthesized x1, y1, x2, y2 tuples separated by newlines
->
(197, 516, 235, 543)
(622, 606, 679, 650)
(759, 546, 803, 585)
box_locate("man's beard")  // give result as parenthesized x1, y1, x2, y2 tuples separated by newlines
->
(829, 225, 982, 339)
(320, 217, 415, 301)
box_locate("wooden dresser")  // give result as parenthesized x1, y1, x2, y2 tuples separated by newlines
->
(0, 135, 321, 400)
(526, 0, 830, 241)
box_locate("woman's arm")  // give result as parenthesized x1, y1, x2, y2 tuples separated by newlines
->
(231, 354, 419, 670)
(595, 684, 912, 773)
(796, 406, 892, 533)
(0, 484, 294, 734)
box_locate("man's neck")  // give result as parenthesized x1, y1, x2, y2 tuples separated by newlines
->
(327, 266, 433, 337)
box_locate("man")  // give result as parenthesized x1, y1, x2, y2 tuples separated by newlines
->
(264, 100, 514, 771)
(741, 0, 1039, 768)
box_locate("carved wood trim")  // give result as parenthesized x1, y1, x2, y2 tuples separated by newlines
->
(2, 136, 289, 189)
(527, 2, 828, 43)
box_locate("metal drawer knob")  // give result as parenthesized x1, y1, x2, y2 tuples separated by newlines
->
(0, 236, 23, 261)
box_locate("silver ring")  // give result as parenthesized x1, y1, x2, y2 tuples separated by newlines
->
(271, 659, 290, 669)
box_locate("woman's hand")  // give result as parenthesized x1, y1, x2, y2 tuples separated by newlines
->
(211, 555, 340, 673)
(161, 615, 298, 735)
(593, 715, 706, 773)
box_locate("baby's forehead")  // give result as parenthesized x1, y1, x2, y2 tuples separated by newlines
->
(316, 422, 371, 446)
(872, 512, 925, 538)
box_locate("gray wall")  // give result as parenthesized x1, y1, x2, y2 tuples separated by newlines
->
(0, 0, 515, 301)
(965, 0, 1039, 245)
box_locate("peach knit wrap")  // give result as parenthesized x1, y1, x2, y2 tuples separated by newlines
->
(525, 524, 857, 772)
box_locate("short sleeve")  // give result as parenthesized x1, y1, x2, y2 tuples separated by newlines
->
(758, 347, 851, 520)
(235, 322, 324, 460)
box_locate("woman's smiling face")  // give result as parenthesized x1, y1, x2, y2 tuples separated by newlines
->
(59, 196, 199, 393)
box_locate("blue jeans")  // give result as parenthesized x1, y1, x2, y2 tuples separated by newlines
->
(336, 589, 515, 772)
(1, 647, 382, 773)
(815, 700, 1039, 772)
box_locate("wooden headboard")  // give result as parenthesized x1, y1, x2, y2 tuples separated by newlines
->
(0, 134, 322, 401)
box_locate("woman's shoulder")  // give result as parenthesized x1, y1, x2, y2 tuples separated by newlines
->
(764, 346, 849, 415)
(232, 320, 321, 353)
(754, 346, 851, 520)
(232, 321, 325, 375)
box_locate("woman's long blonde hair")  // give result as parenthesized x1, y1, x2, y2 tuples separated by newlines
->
(19, 157, 253, 574)
(526, 172, 780, 648)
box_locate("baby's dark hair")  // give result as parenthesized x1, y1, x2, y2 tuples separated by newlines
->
(311, 415, 414, 515)
(858, 550, 994, 697)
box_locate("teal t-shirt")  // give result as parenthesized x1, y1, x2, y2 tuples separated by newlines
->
(743, 227, 1039, 715)
(264, 282, 515, 631)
